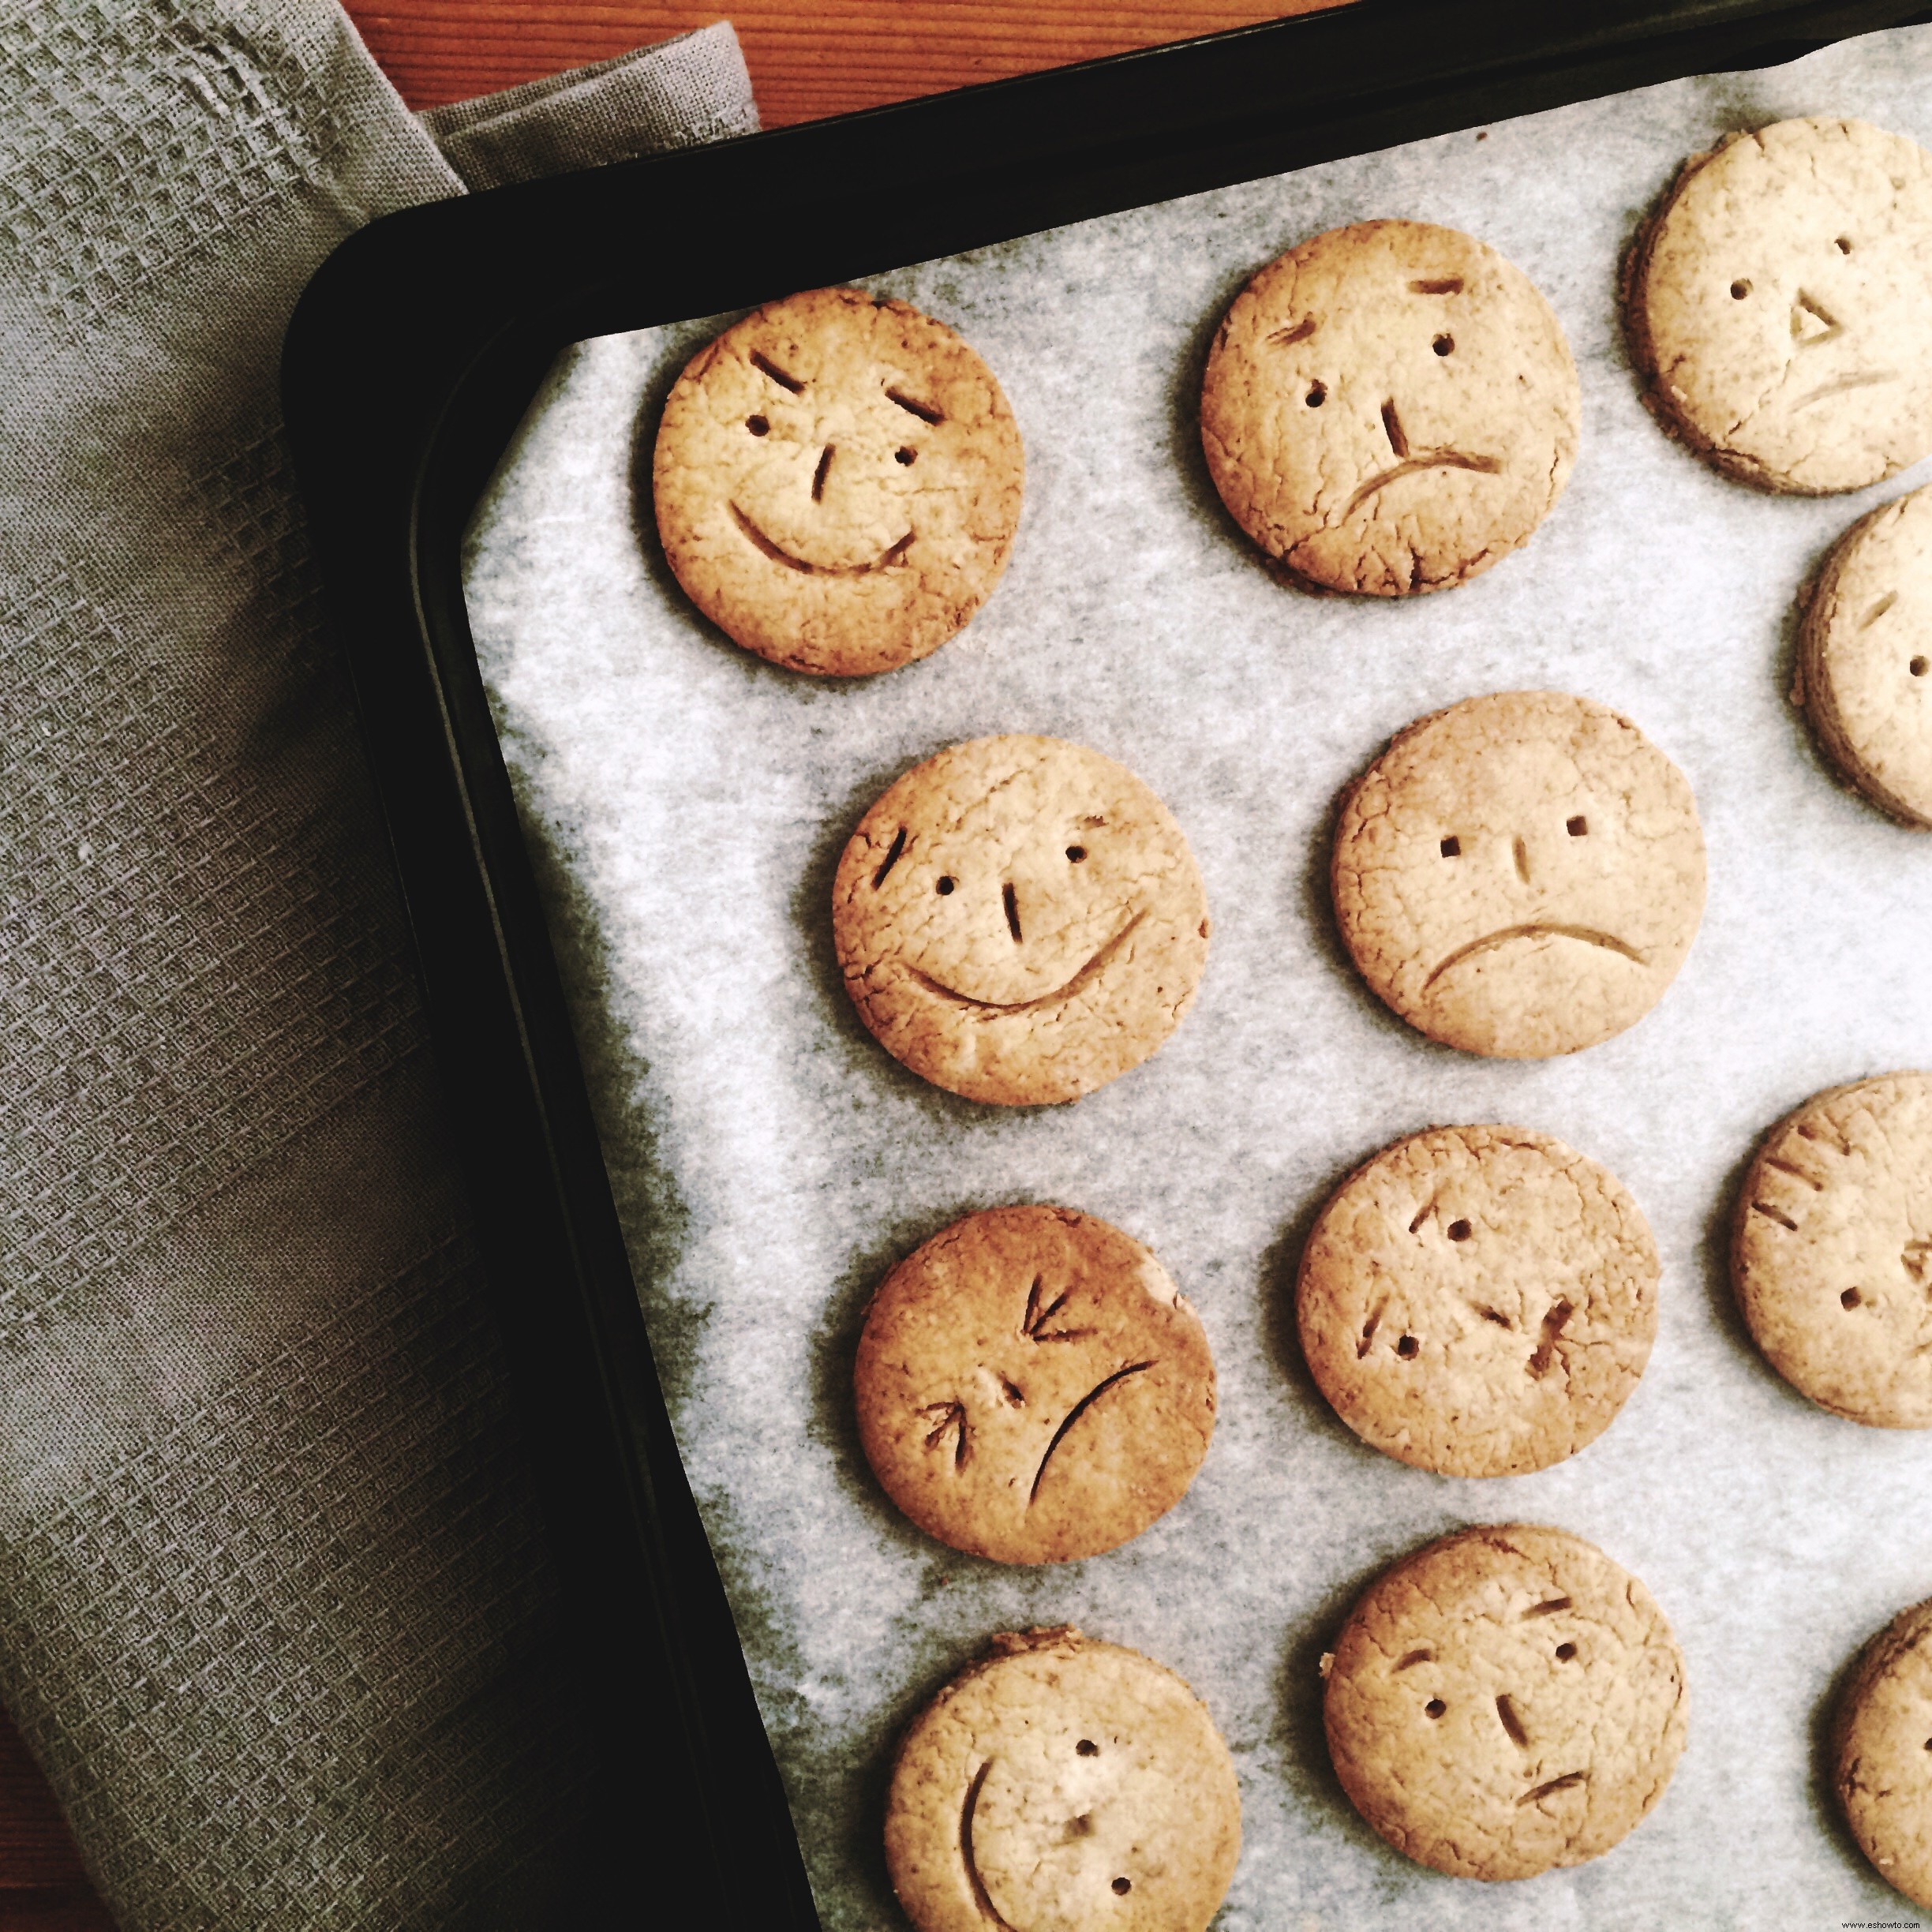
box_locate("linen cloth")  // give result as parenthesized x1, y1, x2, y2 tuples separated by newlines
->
(0, 6, 757, 1926)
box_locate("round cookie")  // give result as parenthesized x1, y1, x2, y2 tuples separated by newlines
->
(1799, 485, 1932, 827)
(1732, 1072, 1932, 1428)
(856, 1206, 1216, 1563)
(1323, 1524, 1687, 1881)
(1297, 1126, 1659, 1477)
(886, 1627, 1241, 1932)
(653, 285, 1024, 676)
(1331, 691, 1706, 1058)
(833, 736, 1211, 1105)
(1834, 1597, 1932, 1909)
(1200, 219, 1579, 595)
(1627, 118, 1932, 494)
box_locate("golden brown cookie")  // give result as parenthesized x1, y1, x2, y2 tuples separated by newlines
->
(833, 736, 1211, 1106)
(1799, 486, 1932, 827)
(1834, 1597, 1932, 1910)
(1323, 1525, 1687, 1881)
(1627, 118, 1932, 494)
(855, 1206, 1215, 1563)
(653, 286, 1024, 676)
(1732, 1072, 1932, 1428)
(886, 1628, 1241, 1932)
(1297, 1126, 1659, 1477)
(1200, 220, 1579, 595)
(1331, 691, 1706, 1058)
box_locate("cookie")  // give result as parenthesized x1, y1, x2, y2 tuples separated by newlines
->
(1798, 485, 1932, 827)
(1732, 1072, 1932, 1428)
(1834, 1597, 1932, 1909)
(1297, 1126, 1658, 1477)
(833, 736, 1211, 1106)
(1200, 219, 1579, 595)
(856, 1206, 1215, 1563)
(1331, 691, 1706, 1058)
(653, 286, 1024, 676)
(1627, 118, 1932, 494)
(886, 1628, 1241, 1932)
(1323, 1524, 1687, 1881)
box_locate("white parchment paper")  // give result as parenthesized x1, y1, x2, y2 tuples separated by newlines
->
(463, 27, 1932, 1928)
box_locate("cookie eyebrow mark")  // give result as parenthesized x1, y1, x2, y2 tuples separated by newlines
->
(1425, 925, 1643, 988)
(1029, 1362, 1154, 1503)
(921, 1400, 970, 1469)
(961, 1761, 1018, 1932)
(1763, 1156, 1824, 1191)
(1023, 1275, 1092, 1344)
(1395, 1648, 1434, 1669)
(886, 386, 944, 425)
(1380, 400, 1410, 459)
(1268, 316, 1316, 346)
(750, 350, 804, 392)
(1357, 1297, 1387, 1358)
(1496, 1695, 1529, 1747)
(1003, 882, 1023, 943)
(1528, 1300, 1574, 1380)
(812, 444, 835, 500)
(1862, 592, 1897, 628)
(1522, 1597, 1573, 1618)
(1342, 451, 1501, 521)
(1519, 1772, 1586, 1806)
(1410, 277, 1463, 294)
(1792, 369, 1899, 411)
(872, 826, 908, 889)
(1752, 1201, 1799, 1232)
(1902, 1238, 1930, 1285)
(998, 1374, 1026, 1408)
(1796, 1120, 1851, 1156)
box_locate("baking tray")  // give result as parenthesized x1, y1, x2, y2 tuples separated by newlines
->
(282, 2, 1932, 1920)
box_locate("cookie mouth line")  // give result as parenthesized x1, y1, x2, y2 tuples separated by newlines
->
(1788, 368, 1898, 413)
(1030, 1361, 1155, 1505)
(728, 502, 914, 575)
(1518, 1770, 1588, 1807)
(1341, 451, 1501, 521)
(1424, 923, 1645, 990)
(961, 1759, 1020, 1932)
(908, 910, 1147, 1015)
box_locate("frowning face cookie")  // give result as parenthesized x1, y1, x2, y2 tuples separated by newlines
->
(1201, 221, 1580, 594)
(653, 286, 1024, 675)
(856, 1207, 1216, 1563)
(1835, 1597, 1932, 1909)
(1629, 118, 1932, 493)
(1332, 691, 1706, 1058)
(833, 736, 1211, 1105)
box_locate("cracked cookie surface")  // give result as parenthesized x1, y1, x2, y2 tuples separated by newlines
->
(1732, 1071, 1932, 1428)
(886, 1628, 1240, 1932)
(1799, 485, 1932, 826)
(1297, 1126, 1658, 1477)
(856, 1206, 1215, 1563)
(1331, 691, 1706, 1058)
(1324, 1524, 1687, 1881)
(1627, 118, 1932, 493)
(1835, 1597, 1932, 1909)
(1200, 219, 1578, 595)
(653, 285, 1024, 675)
(833, 735, 1210, 1105)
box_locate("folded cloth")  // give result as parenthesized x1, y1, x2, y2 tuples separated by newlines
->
(0, 7, 756, 1927)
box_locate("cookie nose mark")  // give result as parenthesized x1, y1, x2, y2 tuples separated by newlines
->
(1528, 1298, 1574, 1380)
(1513, 835, 1531, 883)
(1381, 399, 1410, 459)
(1791, 290, 1841, 346)
(811, 444, 834, 501)
(1003, 881, 1023, 943)
(1519, 1772, 1587, 1807)
(1496, 1694, 1530, 1747)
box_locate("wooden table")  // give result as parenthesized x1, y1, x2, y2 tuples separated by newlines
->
(0, 4, 1335, 1921)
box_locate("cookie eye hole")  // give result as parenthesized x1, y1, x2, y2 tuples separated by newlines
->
(1112, 1878, 1133, 1896)
(1396, 1334, 1419, 1359)
(1567, 814, 1589, 837)
(1065, 845, 1087, 863)
(1911, 656, 1928, 677)
(1731, 279, 1751, 299)
(746, 414, 770, 436)
(935, 875, 956, 896)
(1440, 835, 1461, 858)
(1305, 380, 1327, 407)
(1447, 1219, 1472, 1242)
(1076, 1739, 1099, 1757)
(1432, 333, 1454, 357)
(1837, 235, 1853, 254)
(895, 447, 916, 466)
(1556, 1642, 1578, 1661)
(1425, 1698, 1447, 1719)
(1841, 1287, 1862, 1309)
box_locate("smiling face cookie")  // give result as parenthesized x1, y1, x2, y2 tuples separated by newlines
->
(1200, 220, 1580, 595)
(1324, 1525, 1687, 1881)
(1732, 1073, 1932, 1428)
(653, 286, 1024, 675)
(1801, 485, 1932, 826)
(1630, 118, 1932, 493)
(1332, 691, 1706, 1058)
(833, 736, 1210, 1106)
(1835, 1597, 1932, 1909)
(886, 1629, 1241, 1932)
(1297, 1127, 1659, 1477)
(856, 1207, 1215, 1563)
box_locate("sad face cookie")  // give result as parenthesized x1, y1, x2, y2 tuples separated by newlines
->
(1835, 1597, 1932, 1909)
(653, 286, 1024, 675)
(833, 736, 1210, 1106)
(1324, 1525, 1687, 1881)
(1800, 485, 1932, 826)
(1297, 1127, 1659, 1477)
(1200, 220, 1580, 594)
(886, 1629, 1241, 1932)
(1332, 691, 1706, 1058)
(1629, 118, 1932, 493)
(855, 1207, 1215, 1563)
(1732, 1073, 1932, 1428)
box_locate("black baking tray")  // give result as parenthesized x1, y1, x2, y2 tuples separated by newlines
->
(281, 0, 1932, 1919)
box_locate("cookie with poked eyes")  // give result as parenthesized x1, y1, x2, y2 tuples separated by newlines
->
(1200, 220, 1580, 595)
(832, 736, 1211, 1106)
(1628, 118, 1932, 493)
(886, 1629, 1241, 1932)
(1323, 1525, 1687, 1881)
(653, 286, 1024, 675)
(1332, 691, 1706, 1058)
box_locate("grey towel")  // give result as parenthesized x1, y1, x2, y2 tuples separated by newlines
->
(0, 7, 757, 1927)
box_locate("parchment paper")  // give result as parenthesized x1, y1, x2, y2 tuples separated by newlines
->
(462, 27, 1932, 1928)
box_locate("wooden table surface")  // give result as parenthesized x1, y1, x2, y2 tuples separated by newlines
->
(0, 4, 1338, 1922)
